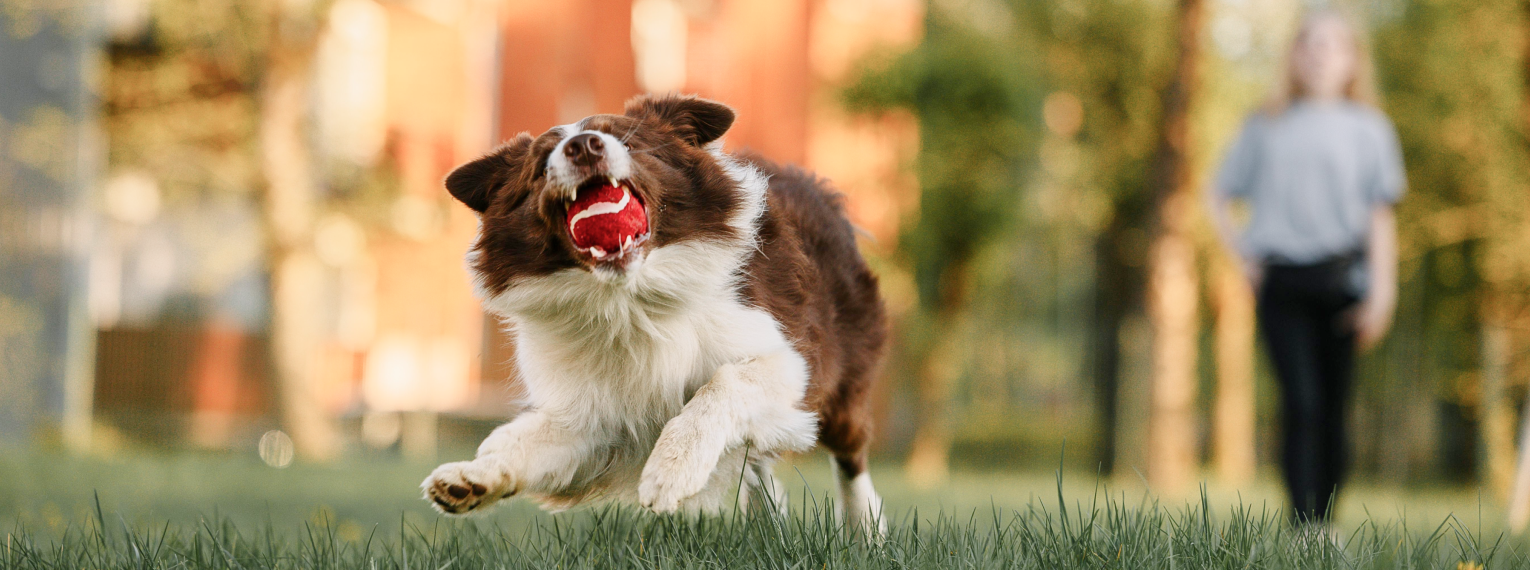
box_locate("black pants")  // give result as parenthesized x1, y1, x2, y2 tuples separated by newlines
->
(1257, 258, 1360, 523)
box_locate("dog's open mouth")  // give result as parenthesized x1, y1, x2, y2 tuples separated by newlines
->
(566, 177, 649, 262)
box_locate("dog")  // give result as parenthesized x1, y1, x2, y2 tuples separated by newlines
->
(421, 94, 887, 533)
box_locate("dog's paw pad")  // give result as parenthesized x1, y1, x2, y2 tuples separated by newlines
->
(443, 482, 487, 500)
(422, 461, 509, 515)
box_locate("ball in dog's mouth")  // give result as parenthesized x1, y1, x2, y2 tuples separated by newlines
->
(566, 177, 649, 262)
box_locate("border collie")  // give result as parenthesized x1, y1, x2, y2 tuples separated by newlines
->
(422, 94, 887, 532)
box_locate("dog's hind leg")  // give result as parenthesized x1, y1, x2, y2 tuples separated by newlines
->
(737, 455, 789, 516)
(832, 454, 885, 537)
(638, 351, 818, 513)
(818, 357, 885, 537)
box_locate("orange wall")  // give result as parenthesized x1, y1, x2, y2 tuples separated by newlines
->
(686, 0, 813, 165)
(499, 0, 640, 137)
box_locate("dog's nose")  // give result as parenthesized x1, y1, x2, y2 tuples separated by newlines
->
(562, 133, 605, 167)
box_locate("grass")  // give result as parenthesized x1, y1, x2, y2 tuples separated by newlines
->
(1, 450, 1525, 568)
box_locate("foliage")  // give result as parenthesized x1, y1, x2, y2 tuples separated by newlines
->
(1373, 0, 1530, 412)
(844, 2, 1040, 315)
(1017, 0, 1175, 472)
(105, 0, 393, 222)
(1020, 0, 1172, 212)
(841, 2, 1044, 462)
(104, 0, 269, 203)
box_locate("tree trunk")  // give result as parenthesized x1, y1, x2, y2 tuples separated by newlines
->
(902, 312, 963, 487)
(1212, 255, 1256, 483)
(1504, 0, 1530, 527)
(1509, 393, 1530, 532)
(903, 262, 972, 487)
(1144, 0, 1204, 496)
(1146, 205, 1199, 494)
(1090, 231, 1126, 475)
(1090, 205, 1150, 476)
(260, 10, 339, 461)
(1480, 321, 1513, 497)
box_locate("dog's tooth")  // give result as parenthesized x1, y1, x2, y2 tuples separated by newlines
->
(609, 176, 619, 187)
(591, 246, 606, 259)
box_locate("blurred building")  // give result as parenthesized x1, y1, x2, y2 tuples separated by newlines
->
(0, 4, 101, 449)
(87, 0, 499, 455)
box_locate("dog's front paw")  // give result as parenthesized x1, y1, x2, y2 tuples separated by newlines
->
(638, 463, 710, 514)
(421, 459, 514, 515)
(638, 428, 723, 513)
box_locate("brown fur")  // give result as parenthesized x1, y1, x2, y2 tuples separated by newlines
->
(736, 159, 886, 478)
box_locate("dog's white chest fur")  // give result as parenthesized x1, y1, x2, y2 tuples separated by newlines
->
(497, 250, 797, 436)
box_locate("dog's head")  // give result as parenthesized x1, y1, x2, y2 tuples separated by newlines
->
(447, 95, 751, 295)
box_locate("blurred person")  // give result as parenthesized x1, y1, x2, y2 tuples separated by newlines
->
(1208, 11, 1404, 525)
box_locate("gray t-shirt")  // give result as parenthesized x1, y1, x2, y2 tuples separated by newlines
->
(1216, 101, 1406, 265)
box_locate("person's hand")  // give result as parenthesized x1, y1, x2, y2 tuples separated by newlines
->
(1242, 258, 1265, 291)
(1351, 296, 1394, 352)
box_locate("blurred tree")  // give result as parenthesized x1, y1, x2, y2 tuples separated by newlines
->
(1209, 254, 1255, 483)
(259, 0, 341, 460)
(1015, 0, 1173, 475)
(1372, 0, 1529, 492)
(1510, 0, 1530, 531)
(104, 0, 340, 458)
(1141, 0, 1206, 495)
(1194, 0, 1298, 489)
(103, 0, 274, 451)
(844, 0, 1039, 485)
(849, 0, 1181, 478)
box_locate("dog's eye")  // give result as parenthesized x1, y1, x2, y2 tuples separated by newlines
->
(533, 153, 551, 180)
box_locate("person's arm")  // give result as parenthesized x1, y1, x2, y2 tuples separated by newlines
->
(1206, 189, 1261, 289)
(1209, 118, 1261, 289)
(1355, 205, 1398, 351)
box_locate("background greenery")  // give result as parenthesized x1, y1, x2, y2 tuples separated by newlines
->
(846, 0, 1530, 488)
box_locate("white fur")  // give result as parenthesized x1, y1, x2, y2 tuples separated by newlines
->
(739, 457, 790, 515)
(836, 465, 885, 537)
(637, 352, 818, 511)
(426, 140, 824, 516)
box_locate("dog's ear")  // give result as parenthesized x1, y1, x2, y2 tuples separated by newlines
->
(625, 95, 735, 147)
(445, 133, 534, 213)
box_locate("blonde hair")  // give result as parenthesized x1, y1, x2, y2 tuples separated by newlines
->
(1263, 9, 1379, 116)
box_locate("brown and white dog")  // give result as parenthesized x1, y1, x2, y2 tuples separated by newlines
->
(421, 94, 886, 532)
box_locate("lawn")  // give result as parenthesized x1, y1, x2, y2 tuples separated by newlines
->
(0, 450, 1523, 568)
